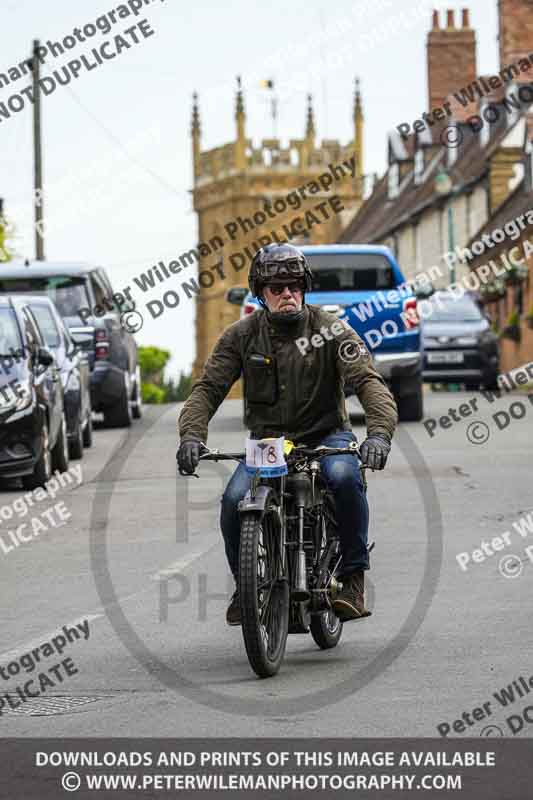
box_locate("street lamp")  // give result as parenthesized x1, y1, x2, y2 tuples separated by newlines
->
(434, 168, 457, 284)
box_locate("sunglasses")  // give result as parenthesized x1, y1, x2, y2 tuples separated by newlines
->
(266, 283, 304, 296)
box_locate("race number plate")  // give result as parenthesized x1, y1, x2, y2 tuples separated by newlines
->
(245, 437, 288, 477)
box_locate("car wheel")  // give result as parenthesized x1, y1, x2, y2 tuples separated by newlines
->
(68, 414, 84, 460)
(395, 379, 424, 422)
(104, 374, 132, 428)
(482, 376, 499, 392)
(52, 413, 70, 473)
(132, 374, 143, 420)
(22, 419, 52, 490)
(82, 413, 93, 448)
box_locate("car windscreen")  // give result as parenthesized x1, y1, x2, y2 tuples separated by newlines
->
(0, 276, 90, 322)
(0, 307, 22, 355)
(427, 297, 483, 323)
(28, 304, 61, 348)
(306, 254, 395, 291)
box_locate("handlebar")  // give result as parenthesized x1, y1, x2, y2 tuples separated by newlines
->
(178, 443, 365, 477)
(200, 444, 363, 462)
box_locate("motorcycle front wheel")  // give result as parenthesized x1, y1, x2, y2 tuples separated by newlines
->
(239, 507, 289, 678)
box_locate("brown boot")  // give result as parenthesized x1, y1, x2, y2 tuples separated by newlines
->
(333, 570, 371, 622)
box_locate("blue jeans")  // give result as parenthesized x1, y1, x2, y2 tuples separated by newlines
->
(220, 430, 369, 581)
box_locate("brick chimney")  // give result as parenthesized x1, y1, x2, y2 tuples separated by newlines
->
(427, 8, 477, 112)
(499, 0, 533, 69)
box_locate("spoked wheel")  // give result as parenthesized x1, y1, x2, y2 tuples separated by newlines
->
(310, 505, 343, 649)
(239, 507, 289, 678)
(310, 608, 343, 649)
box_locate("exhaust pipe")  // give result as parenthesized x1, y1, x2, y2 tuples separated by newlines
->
(292, 548, 310, 601)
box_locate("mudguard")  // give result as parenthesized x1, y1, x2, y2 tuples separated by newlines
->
(238, 485, 278, 514)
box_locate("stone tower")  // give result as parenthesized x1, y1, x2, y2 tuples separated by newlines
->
(190, 78, 364, 396)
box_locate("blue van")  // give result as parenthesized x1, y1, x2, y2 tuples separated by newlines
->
(236, 244, 424, 422)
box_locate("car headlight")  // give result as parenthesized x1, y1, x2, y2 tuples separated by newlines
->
(424, 337, 438, 347)
(454, 337, 478, 346)
(0, 383, 33, 416)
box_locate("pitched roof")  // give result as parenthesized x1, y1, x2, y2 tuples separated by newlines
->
(340, 99, 525, 244)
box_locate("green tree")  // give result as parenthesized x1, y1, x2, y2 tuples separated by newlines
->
(138, 346, 171, 383)
(138, 346, 170, 404)
(141, 382, 167, 404)
(138, 346, 192, 403)
(0, 211, 16, 262)
(164, 371, 193, 402)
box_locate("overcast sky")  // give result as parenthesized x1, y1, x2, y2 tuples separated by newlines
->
(1, 0, 499, 376)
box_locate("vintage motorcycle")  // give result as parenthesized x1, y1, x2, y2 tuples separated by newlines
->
(193, 437, 368, 678)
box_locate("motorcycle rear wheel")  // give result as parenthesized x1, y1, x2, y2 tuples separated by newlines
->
(239, 509, 289, 678)
(310, 609, 343, 649)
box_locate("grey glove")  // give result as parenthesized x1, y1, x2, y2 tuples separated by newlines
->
(177, 437, 203, 475)
(360, 434, 391, 471)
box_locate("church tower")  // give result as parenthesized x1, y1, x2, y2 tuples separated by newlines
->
(190, 78, 365, 395)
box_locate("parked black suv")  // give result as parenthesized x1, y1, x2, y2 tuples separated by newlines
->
(0, 262, 141, 427)
(0, 296, 68, 487)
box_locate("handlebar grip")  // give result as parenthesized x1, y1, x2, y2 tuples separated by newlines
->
(177, 466, 199, 478)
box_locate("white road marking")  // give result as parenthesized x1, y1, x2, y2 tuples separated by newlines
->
(0, 544, 219, 662)
(151, 545, 218, 581)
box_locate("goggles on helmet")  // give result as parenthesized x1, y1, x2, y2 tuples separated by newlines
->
(256, 259, 306, 281)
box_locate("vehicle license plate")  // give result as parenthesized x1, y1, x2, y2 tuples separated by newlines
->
(427, 351, 464, 364)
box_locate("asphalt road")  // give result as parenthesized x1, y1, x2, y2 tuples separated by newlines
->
(1, 388, 532, 739)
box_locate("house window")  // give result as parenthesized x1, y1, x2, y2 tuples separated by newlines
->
(505, 82, 521, 128)
(528, 145, 533, 192)
(414, 150, 425, 184)
(388, 162, 399, 199)
(479, 101, 491, 148)
(447, 132, 458, 167)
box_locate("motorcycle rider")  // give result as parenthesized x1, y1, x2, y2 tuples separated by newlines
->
(177, 243, 398, 625)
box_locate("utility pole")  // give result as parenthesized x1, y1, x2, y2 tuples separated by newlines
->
(32, 39, 45, 260)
